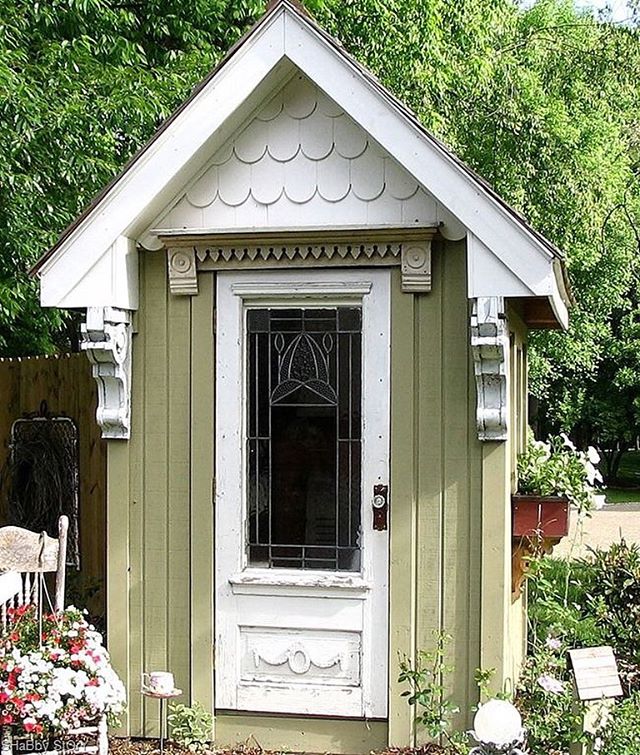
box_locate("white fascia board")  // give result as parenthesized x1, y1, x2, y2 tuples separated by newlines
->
(282, 13, 557, 282)
(549, 266, 570, 330)
(39, 10, 288, 308)
(41, 236, 138, 309)
(468, 233, 542, 298)
(467, 233, 568, 328)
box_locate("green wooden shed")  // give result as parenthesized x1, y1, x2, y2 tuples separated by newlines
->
(33, 1, 570, 750)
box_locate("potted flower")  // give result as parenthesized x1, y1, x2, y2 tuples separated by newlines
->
(514, 431, 603, 539)
(0, 604, 126, 740)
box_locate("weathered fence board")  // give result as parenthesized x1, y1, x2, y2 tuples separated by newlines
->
(0, 353, 106, 621)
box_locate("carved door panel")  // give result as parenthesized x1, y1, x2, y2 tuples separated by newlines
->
(215, 268, 390, 718)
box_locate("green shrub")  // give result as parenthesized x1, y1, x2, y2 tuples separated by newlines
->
(520, 542, 640, 752)
(587, 541, 640, 691)
(398, 631, 468, 754)
(528, 542, 640, 693)
(600, 693, 640, 753)
(527, 556, 604, 650)
(515, 639, 583, 755)
(167, 702, 213, 752)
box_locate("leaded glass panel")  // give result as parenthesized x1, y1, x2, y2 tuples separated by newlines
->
(246, 307, 362, 571)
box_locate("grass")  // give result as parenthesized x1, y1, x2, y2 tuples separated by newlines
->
(605, 487, 640, 504)
(614, 450, 640, 483)
(601, 450, 640, 504)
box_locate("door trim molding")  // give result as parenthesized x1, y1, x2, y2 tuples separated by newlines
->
(230, 280, 372, 301)
(163, 228, 436, 297)
(214, 267, 390, 718)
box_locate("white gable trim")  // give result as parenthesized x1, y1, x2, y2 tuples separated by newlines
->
(38, 9, 289, 303)
(282, 13, 555, 268)
(36, 0, 568, 328)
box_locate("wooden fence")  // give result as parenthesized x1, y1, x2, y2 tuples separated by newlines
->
(0, 353, 106, 620)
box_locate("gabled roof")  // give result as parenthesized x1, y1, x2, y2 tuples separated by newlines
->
(33, 0, 570, 327)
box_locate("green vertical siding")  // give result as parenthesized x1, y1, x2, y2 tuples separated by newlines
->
(189, 273, 215, 730)
(389, 271, 417, 746)
(107, 442, 130, 735)
(108, 240, 524, 748)
(109, 252, 195, 737)
(389, 241, 483, 743)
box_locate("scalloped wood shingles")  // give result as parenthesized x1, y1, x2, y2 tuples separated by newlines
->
(150, 73, 439, 235)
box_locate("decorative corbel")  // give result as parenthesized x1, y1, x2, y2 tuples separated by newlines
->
(401, 240, 432, 292)
(167, 246, 198, 295)
(81, 307, 132, 440)
(470, 297, 509, 441)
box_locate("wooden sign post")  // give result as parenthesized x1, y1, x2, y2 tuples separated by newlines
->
(568, 646, 622, 755)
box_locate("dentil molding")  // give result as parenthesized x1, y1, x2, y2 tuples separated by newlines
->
(163, 228, 437, 296)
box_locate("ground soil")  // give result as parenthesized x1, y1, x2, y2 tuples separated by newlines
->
(109, 740, 449, 755)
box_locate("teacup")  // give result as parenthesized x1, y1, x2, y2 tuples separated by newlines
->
(142, 671, 175, 694)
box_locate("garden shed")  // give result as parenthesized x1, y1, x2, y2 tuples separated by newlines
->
(32, 0, 570, 750)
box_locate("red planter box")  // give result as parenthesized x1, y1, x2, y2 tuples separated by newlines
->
(512, 495, 570, 538)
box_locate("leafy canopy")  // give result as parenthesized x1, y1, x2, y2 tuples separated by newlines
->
(1, 0, 639, 456)
(0, 0, 262, 355)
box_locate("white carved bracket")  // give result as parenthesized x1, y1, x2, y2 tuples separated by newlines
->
(471, 297, 509, 441)
(81, 307, 132, 440)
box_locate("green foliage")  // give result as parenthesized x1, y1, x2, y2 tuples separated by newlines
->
(0, 0, 264, 356)
(473, 667, 512, 704)
(523, 544, 640, 752)
(586, 541, 640, 690)
(528, 543, 640, 693)
(517, 430, 603, 514)
(167, 701, 213, 752)
(398, 631, 467, 753)
(474, 668, 496, 705)
(600, 692, 640, 754)
(527, 556, 605, 650)
(316, 0, 640, 449)
(515, 638, 584, 755)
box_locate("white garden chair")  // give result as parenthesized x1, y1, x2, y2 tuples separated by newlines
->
(0, 516, 107, 755)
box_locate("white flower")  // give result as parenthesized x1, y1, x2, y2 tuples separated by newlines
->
(545, 637, 562, 651)
(537, 674, 565, 694)
(560, 433, 576, 451)
(587, 446, 600, 465)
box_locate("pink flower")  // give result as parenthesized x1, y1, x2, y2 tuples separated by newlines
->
(545, 637, 562, 651)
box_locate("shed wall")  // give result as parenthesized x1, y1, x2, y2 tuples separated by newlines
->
(107, 240, 525, 749)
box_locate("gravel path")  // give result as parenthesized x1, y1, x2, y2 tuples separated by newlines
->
(554, 504, 640, 559)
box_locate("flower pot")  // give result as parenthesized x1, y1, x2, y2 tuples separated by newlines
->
(511, 494, 570, 538)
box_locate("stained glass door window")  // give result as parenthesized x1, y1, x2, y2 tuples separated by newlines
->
(246, 307, 362, 571)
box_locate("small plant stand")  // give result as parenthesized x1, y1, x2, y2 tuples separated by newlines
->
(511, 495, 570, 598)
(141, 687, 182, 755)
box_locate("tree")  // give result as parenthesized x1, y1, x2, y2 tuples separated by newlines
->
(0, 0, 263, 356)
(316, 0, 640, 455)
(2, 0, 640, 467)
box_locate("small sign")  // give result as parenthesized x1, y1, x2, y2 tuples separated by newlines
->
(568, 646, 623, 701)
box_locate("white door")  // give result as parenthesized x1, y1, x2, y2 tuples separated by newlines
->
(215, 268, 390, 718)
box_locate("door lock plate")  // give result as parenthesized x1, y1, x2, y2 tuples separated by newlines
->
(372, 484, 388, 530)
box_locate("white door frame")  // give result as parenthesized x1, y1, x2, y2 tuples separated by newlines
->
(215, 267, 390, 718)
